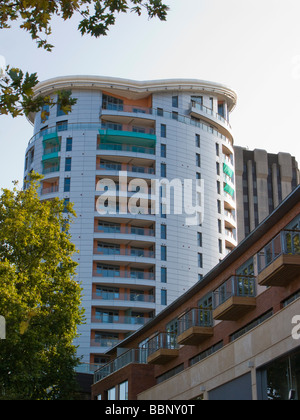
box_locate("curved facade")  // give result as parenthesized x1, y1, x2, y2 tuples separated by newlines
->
(24, 76, 237, 365)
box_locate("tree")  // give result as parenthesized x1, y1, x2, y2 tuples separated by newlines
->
(0, 0, 169, 119)
(0, 175, 85, 400)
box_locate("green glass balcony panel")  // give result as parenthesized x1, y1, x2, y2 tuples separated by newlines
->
(42, 152, 59, 162)
(224, 183, 235, 197)
(223, 162, 234, 178)
(99, 129, 156, 148)
(43, 132, 60, 144)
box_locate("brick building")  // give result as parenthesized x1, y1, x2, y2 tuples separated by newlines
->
(92, 185, 300, 400)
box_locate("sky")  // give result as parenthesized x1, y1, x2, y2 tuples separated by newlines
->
(0, 0, 300, 190)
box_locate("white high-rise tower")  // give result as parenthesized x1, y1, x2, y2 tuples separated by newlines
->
(24, 76, 237, 365)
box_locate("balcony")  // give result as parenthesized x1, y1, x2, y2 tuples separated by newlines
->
(257, 230, 300, 287)
(42, 163, 60, 175)
(42, 145, 61, 162)
(213, 276, 256, 321)
(91, 313, 152, 327)
(95, 222, 155, 238)
(93, 288, 155, 302)
(97, 161, 155, 175)
(93, 265, 155, 282)
(41, 178, 59, 196)
(177, 308, 214, 346)
(94, 243, 155, 259)
(147, 333, 179, 365)
(94, 348, 148, 383)
(98, 142, 155, 156)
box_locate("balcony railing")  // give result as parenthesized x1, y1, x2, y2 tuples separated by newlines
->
(94, 247, 155, 258)
(213, 276, 256, 309)
(92, 292, 155, 303)
(92, 314, 151, 326)
(29, 113, 233, 148)
(96, 225, 155, 237)
(94, 348, 148, 383)
(41, 185, 59, 195)
(75, 363, 104, 375)
(177, 308, 214, 346)
(93, 269, 155, 280)
(43, 165, 60, 175)
(178, 308, 213, 335)
(98, 143, 155, 155)
(212, 275, 256, 321)
(147, 332, 179, 357)
(257, 229, 300, 287)
(43, 146, 60, 155)
(146, 332, 179, 364)
(90, 338, 120, 348)
(102, 103, 153, 115)
(258, 230, 300, 273)
(101, 123, 155, 136)
(190, 100, 232, 129)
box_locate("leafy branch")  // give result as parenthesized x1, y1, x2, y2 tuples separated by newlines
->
(0, 67, 77, 120)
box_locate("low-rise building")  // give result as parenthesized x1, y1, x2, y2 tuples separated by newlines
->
(91, 185, 300, 400)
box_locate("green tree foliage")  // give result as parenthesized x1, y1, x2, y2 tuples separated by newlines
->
(0, 175, 85, 400)
(0, 0, 169, 119)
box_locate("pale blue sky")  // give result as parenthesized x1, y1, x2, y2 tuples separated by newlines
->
(1, 0, 300, 190)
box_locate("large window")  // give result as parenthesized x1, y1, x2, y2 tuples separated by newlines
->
(102, 94, 124, 111)
(258, 350, 300, 400)
(107, 381, 129, 400)
(119, 381, 128, 400)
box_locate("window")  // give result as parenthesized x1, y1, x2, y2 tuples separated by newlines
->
(197, 232, 202, 247)
(216, 143, 220, 156)
(218, 102, 225, 117)
(196, 154, 201, 168)
(57, 103, 67, 117)
(191, 95, 203, 106)
(66, 138, 73, 152)
(161, 144, 166, 158)
(209, 97, 214, 110)
(161, 224, 167, 240)
(161, 245, 167, 261)
(56, 120, 68, 132)
(236, 257, 254, 276)
(160, 203, 167, 219)
(102, 94, 123, 111)
(161, 163, 167, 178)
(108, 387, 116, 401)
(172, 111, 178, 120)
(172, 96, 178, 108)
(217, 200, 221, 214)
(195, 134, 200, 148)
(190, 342, 223, 366)
(216, 162, 220, 175)
(161, 289, 167, 306)
(219, 239, 223, 254)
(217, 181, 221, 195)
(65, 157, 72, 172)
(157, 108, 164, 117)
(41, 104, 49, 122)
(161, 124, 167, 138)
(218, 219, 222, 234)
(161, 267, 167, 283)
(64, 178, 71, 192)
(157, 364, 184, 385)
(258, 349, 300, 400)
(63, 198, 70, 213)
(198, 274, 203, 281)
(119, 381, 128, 401)
(198, 253, 203, 268)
